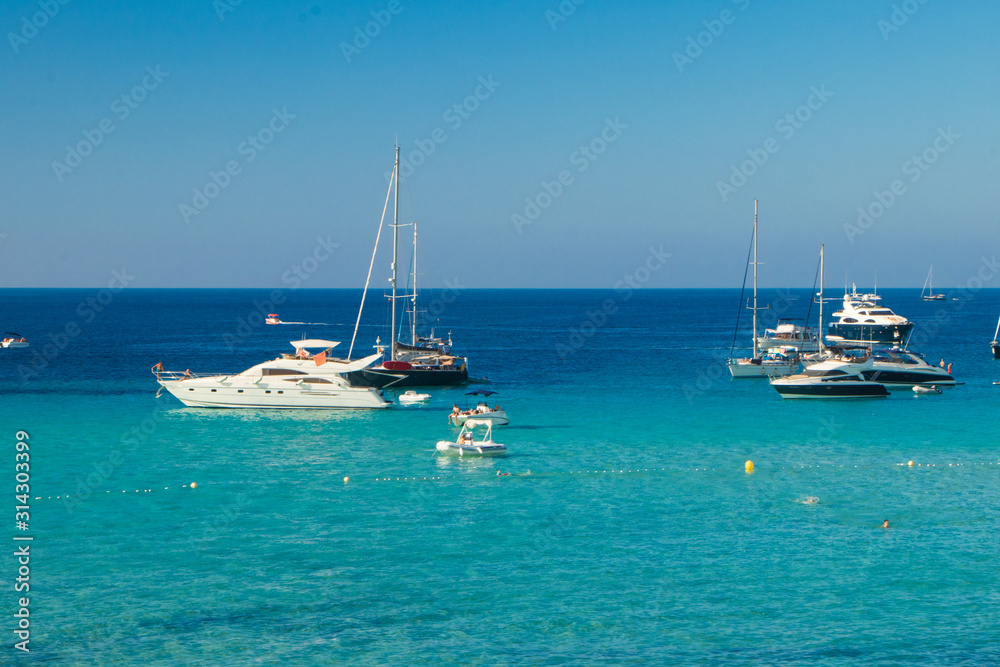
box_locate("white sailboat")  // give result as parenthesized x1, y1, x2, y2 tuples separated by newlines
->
(920, 266, 946, 301)
(728, 200, 799, 378)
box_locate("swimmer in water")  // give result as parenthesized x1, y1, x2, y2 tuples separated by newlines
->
(796, 496, 819, 504)
(882, 519, 889, 528)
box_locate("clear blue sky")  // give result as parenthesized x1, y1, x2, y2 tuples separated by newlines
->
(2, 0, 997, 289)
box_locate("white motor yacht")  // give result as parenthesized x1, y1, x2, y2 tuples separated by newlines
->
(154, 340, 389, 409)
(827, 285, 913, 345)
(757, 320, 820, 353)
(770, 357, 889, 399)
(802, 346, 955, 386)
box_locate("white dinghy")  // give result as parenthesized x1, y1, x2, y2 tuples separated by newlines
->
(436, 419, 506, 457)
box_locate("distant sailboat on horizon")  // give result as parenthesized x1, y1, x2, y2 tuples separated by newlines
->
(920, 266, 946, 301)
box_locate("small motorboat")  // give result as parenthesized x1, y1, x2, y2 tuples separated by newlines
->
(1, 333, 29, 349)
(397, 390, 431, 403)
(436, 419, 506, 457)
(449, 390, 509, 425)
(450, 402, 509, 426)
(265, 314, 282, 325)
(912, 385, 941, 395)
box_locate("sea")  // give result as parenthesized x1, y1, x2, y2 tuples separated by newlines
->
(2, 287, 999, 665)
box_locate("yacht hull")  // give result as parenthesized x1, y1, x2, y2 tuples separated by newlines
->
(161, 382, 389, 409)
(827, 322, 913, 344)
(728, 360, 798, 378)
(771, 382, 888, 399)
(348, 366, 469, 388)
(863, 369, 954, 386)
(453, 410, 509, 426)
(435, 442, 507, 457)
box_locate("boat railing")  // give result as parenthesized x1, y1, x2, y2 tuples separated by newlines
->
(153, 369, 229, 381)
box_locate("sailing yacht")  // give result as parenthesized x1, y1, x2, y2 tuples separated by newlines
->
(727, 200, 799, 378)
(920, 266, 946, 301)
(345, 147, 471, 388)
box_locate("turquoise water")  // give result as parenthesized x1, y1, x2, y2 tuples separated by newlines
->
(3, 289, 1000, 665)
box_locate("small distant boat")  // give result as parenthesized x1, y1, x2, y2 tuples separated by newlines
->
(265, 314, 282, 325)
(991, 316, 1000, 359)
(920, 266, 946, 301)
(397, 390, 431, 403)
(1, 333, 29, 349)
(436, 419, 506, 457)
(912, 385, 941, 395)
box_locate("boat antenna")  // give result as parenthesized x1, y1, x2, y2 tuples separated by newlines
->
(348, 157, 394, 359)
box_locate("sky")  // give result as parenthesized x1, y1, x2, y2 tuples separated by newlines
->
(2, 0, 998, 289)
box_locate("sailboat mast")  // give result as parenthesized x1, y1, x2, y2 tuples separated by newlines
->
(390, 145, 399, 362)
(411, 220, 418, 346)
(818, 244, 825, 353)
(752, 199, 759, 359)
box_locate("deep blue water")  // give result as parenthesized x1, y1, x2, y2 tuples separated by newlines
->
(2, 288, 1000, 665)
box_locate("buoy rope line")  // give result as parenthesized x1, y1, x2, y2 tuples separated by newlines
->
(31, 459, 1000, 500)
(33, 483, 198, 502)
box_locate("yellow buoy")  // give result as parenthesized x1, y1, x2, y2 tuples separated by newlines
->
(745, 460, 754, 473)
(343, 476, 350, 483)
(190, 482, 197, 489)
(908, 460, 914, 467)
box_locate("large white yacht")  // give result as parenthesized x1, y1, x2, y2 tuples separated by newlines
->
(154, 340, 390, 409)
(827, 285, 913, 345)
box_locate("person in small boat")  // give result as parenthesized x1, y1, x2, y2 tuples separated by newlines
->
(449, 404, 461, 424)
